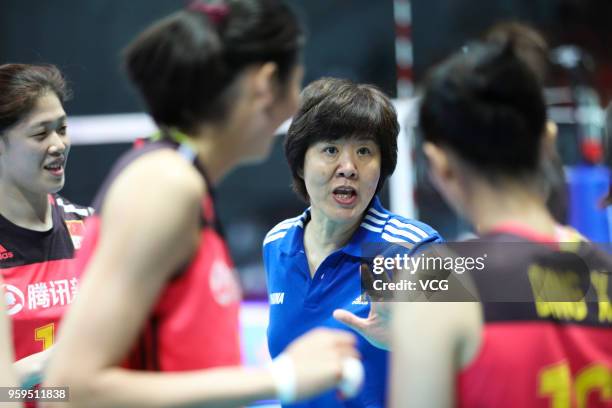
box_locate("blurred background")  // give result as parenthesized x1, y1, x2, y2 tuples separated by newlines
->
(4, 3, 612, 406)
(2, 0, 612, 296)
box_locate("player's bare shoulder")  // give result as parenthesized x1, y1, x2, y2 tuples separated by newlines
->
(106, 148, 206, 210)
(137, 148, 205, 197)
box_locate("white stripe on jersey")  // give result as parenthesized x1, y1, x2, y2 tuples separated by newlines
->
(264, 219, 304, 245)
(360, 222, 383, 233)
(387, 218, 430, 239)
(56, 198, 91, 217)
(266, 219, 304, 237)
(384, 224, 420, 243)
(264, 231, 288, 245)
(279, 214, 303, 225)
(381, 232, 411, 243)
(363, 214, 386, 225)
(368, 207, 389, 219)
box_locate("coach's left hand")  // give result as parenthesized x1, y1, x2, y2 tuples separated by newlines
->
(333, 264, 391, 350)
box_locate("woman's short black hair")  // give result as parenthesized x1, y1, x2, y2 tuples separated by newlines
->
(419, 41, 547, 178)
(123, 0, 304, 134)
(0, 64, 70, 135)
(284, 77, 399, 202)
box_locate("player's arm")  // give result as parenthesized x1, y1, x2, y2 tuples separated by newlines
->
(0, 295, 18, 388)
(390, 299, 481, 408)
(390, 251, 482, 408)
(390, 302, 460, 407)
(43, 151, 357, 408)
(0, 278, 22, 406)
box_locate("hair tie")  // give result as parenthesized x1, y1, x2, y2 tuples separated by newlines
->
(188, 1, 230, 25)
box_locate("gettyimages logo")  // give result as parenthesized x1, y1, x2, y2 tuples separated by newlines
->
(360, 241, 612, 305)
(371, 252, 487, 275)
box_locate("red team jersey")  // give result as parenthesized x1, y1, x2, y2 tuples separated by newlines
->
(0, 194, 92, 360)
(456, 227, 612, 408)
(73, 140, 242, 371)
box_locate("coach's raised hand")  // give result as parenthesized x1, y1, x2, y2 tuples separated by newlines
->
(333, 263, 392, 350)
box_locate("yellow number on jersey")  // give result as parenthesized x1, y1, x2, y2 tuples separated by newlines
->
(34, 323, 55, 350)
(539, 361, 611, 408)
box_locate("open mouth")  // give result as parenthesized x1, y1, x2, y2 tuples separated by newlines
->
(332, 186, 357, 205)
(43, 161, 64, 176)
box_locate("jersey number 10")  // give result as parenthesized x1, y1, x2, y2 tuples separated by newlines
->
(540, 362, 611, 408)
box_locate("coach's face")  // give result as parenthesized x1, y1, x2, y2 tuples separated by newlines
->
(303, 136, 381, 226)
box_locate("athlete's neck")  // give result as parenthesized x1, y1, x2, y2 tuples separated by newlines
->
(188, 124, 244, 186)
(464, 181, 556, 237)
(0, 182, 52, 231)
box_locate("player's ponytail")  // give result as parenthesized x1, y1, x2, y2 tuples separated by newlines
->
(419, 40, 547, 178)
(123, 0, 303, 134)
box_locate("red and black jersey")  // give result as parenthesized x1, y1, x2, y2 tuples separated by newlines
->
(457, 226, 612, 408)
(0, 194, 92, 360)
(73, 140, 242, 372)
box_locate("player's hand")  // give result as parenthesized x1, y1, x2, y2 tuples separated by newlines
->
(13, 347, 53, 389)
(333, 263, 392, 350)
(283, 328, 360, 400)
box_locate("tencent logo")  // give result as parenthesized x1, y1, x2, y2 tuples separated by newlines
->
(3, 284, 25, 316)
